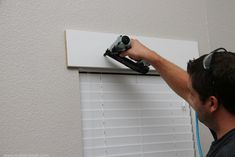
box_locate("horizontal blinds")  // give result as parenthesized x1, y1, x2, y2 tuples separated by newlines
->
(79, 73, 195, 157)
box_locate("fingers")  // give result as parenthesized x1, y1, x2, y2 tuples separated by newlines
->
(119, 51, 128, 57)
(129, 56, 139, 61)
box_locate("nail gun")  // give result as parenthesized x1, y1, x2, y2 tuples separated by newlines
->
(104, 35, 150, 74)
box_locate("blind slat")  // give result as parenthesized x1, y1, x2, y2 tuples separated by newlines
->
(96, 149, 194, 157)
(84, 133, 193, 148)
(81, 100, 185, 110)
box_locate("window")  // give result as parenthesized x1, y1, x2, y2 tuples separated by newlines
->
(79, 72, 195, 157)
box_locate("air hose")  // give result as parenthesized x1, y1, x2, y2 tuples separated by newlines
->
(195, 112, 203, 157)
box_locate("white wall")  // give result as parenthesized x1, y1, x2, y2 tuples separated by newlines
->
(206, 0, 235, 51)
(2, 0, 234, 156)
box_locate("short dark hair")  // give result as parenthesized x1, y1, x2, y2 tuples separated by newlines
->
(187, 49, 235, 114)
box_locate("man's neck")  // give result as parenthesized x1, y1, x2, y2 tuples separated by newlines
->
(215, 110, 235, 139)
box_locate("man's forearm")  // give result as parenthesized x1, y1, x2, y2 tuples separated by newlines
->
(145, 51, 190, 102)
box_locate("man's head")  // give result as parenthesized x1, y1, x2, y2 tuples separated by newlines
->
(187, 48, 235, 126)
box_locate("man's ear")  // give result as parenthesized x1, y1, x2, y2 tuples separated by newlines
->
(208, 96, 219, 113)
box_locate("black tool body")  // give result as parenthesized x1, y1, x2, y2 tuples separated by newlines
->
(104, 35, 150, 74)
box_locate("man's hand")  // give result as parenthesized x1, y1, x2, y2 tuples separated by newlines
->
(120, 39, 154, 62)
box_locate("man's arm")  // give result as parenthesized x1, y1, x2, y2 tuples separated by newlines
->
(148, 51, 190, 102)
(121, 39, 191, 102)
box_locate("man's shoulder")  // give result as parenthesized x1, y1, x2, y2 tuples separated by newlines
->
(216, 140, 235, 157)
(207, 129, 235, 157)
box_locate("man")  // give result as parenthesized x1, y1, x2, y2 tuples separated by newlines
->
(120, 39, 235, 157)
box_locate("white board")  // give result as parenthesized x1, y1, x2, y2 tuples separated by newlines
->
(65, 30, 199, 73)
